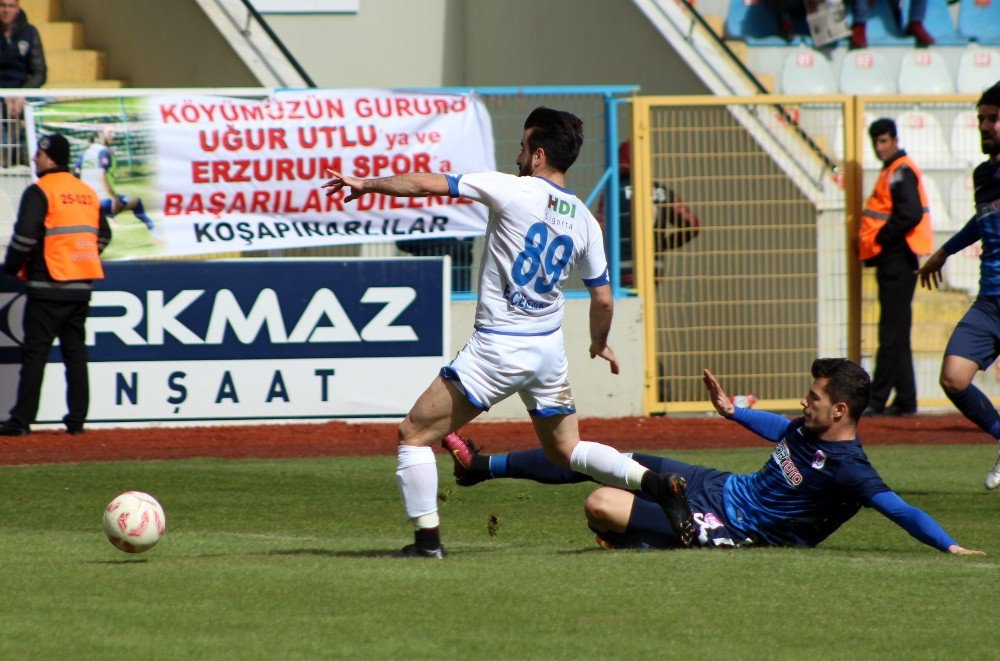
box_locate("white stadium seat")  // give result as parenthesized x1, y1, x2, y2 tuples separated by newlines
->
(780, 49, 837, 94)
(897, 50, 954, 94)
(948, 174, 975, 231)
(895, 109, 952, 169)
(839, 51, 895, 95)
(956, 48, 1000, 94)
(922, 175, 952, 233)
(950, 110, 982, 169)
(943, 244, 981, 297)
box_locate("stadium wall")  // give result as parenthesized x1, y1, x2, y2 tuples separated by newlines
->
(60, 0, 259, 87)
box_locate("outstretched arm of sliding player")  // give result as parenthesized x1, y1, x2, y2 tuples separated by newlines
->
(869, 490, 983, 555)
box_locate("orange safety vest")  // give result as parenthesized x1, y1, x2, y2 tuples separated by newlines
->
(32, 172, 104, 281)
(858, 154, 933, 261)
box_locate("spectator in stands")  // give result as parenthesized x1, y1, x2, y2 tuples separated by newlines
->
(858, 118, 932, 417)
(0, 0, 46, 165)
(763, 0, 805, 42)
(601, 140, 700, 288)
(849, 0, 935, 49)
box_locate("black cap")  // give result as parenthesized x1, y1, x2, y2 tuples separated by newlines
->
(38, 133, 70, 167)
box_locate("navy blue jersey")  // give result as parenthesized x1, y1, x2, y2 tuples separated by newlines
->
(972, 160, 1000, 296)
(722, 413, 891, 547)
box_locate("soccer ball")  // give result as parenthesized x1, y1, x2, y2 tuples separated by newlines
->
(103, 491, 166, 553)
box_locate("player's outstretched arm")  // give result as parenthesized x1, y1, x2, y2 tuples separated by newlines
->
(322, 170, 450, 201)
(702, 369, 735, 419)
(947, 544, 985, 555)
(870, 490, 984, 554)
(916, 249, 948, 290)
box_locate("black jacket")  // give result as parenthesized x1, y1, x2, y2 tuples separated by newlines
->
(3, 167, 111, 301)
(0, 10, 46, 88)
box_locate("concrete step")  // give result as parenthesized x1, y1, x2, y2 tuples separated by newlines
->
(43, 49, 105, 83)
(36, 21, 84, 50)
(44, 79, 125, 89)
(21, 0, 59, 22)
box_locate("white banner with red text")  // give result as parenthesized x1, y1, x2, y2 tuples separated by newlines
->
(26, 89, 495, 260)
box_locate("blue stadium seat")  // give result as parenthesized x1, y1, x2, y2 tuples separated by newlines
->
(957, 0, 1000, 44)
(725, 0, 809, 45)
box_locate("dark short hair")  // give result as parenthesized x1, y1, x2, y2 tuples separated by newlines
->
(868, 118, 897, 141)
(523, 107, 584, 173)
(811, 358, 871, 422)
(978, 80, 1000, 108)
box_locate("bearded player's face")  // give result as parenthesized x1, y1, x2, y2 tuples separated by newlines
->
(978, 104, 1000, 157)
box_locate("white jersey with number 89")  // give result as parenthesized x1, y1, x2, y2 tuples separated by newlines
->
(448, 171, 609, 335)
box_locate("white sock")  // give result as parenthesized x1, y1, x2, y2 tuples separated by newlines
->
(395, 445, 439, 528)
(569, 440, 648, 490)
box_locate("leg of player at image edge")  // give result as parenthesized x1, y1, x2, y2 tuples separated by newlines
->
(944, 385, 1000, 490)
(393, 444, 446, 558)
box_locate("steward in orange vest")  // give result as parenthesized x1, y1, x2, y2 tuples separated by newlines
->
(858, 118, 932, 418)
(858, 151, 933, 264)
(0, 134, 111, 437)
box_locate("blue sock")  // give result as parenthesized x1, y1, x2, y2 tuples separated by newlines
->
(490, 448, 591, 484)
(946, 385, 1000, 440)
(622, 496, 678, 548)
(133, 198, 154, 231)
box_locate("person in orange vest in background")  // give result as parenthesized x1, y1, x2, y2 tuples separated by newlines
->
(1, 133, 111, 436)
(858, 118, 932, 417)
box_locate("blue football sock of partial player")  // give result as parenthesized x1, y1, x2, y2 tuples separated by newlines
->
(132, 197, 156, 232)
(946, 385, 1000, 440)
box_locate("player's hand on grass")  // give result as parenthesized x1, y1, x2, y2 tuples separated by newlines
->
(916, 250, 947, 290)
(322, 169, 366, 201)
(702, 368, 735, 419)
(590, 344, 620, 375)
(947, 544, 985, 556)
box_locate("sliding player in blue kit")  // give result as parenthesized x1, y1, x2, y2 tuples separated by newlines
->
(444, 359, 983, 554)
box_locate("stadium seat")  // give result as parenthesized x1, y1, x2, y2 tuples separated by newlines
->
(839, 50, 895, 94)
(943, 243, 981, 296)
(897, 50, 954, 94)
(900, 0, 967, 45)
(780, 49, 837, 93)
(895, 109, 952, 169)
(957, 0, 1000, 44)
(948, 174, 975, 230)
(922, 174, 952, 232)
(950, 110, 983, 169)
(725, 0, 809, 45)
(955, 48, 1000, 93)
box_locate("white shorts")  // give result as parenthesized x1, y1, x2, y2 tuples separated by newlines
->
(441, 329, 575, 417)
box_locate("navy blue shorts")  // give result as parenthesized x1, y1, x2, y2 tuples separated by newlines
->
(601, 454, 750, 549)
(945, 296, 1000, 370)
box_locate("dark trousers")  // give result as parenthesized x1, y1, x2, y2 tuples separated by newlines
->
(870, 256, 918, 410)
(9, 297, 91, 430)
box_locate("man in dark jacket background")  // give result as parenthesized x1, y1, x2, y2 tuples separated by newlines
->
(1, 0, 46, 165)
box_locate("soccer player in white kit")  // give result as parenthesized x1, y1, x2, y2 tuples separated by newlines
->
(323, 107, 694, 557)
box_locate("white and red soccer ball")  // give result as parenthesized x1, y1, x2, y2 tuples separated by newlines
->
(103, 491, 166, 553)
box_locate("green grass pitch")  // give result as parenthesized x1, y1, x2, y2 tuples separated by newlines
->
(0, 444, 995, 658)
